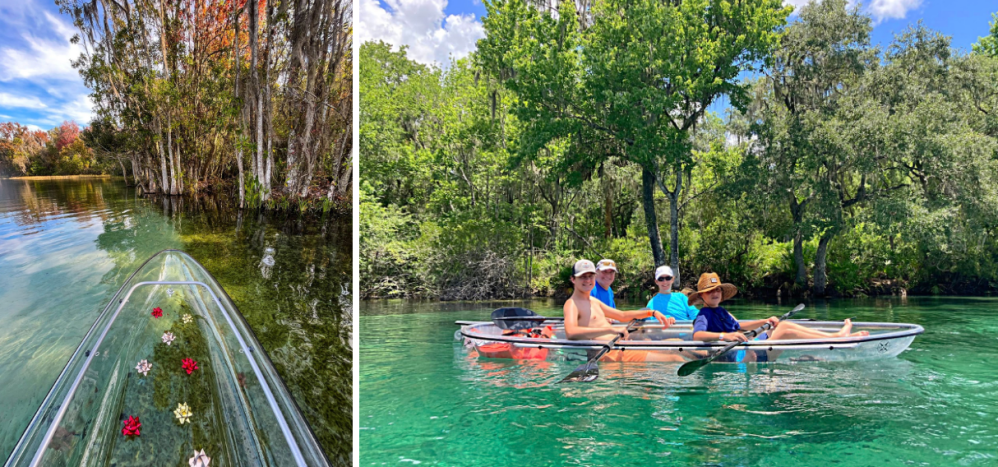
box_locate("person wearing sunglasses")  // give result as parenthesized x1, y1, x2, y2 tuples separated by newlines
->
(645, 266, 700, 321)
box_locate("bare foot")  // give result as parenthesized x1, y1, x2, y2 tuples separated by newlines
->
(850, 331, 870, 337)
(835, 319, 854, 337)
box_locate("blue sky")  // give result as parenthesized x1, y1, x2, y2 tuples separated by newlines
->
(0, 0, 93, 131)
(0, 0, 996, 131)
(361, 0, 998, 64)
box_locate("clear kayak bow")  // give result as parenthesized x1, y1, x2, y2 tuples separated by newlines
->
(5, 250, 329, 467)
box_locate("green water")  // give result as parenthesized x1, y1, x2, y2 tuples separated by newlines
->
(360, 298, 998, 466)
(0, 178, 351, 465)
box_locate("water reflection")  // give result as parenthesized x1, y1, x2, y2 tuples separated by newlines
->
(0, 178, 351, 465)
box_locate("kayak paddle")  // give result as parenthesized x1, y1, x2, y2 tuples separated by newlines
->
(558, 318, 642, 383)
(676, 304, 805, 377)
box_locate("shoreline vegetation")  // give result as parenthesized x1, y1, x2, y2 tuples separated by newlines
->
(2, 0, 352, 212)
(3, 175, 117, 180)
(361, 0, 998, 301)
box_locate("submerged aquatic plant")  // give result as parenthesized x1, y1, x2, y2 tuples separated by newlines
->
(183, 314, 193, 324)
(162, 332, 176, 345)
(174, 402, 193, 424)
(182, 358, 199, 375)
(189, 449, 210, 467)
(152, 307, 163, 318)
(135, 359, 152, 376)
(121, 416, 141, 436)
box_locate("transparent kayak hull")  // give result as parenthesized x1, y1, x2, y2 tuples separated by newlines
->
(6, 250, 329, 467)
(456, 320, 923, 364)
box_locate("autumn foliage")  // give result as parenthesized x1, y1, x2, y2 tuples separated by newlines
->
(0, 120, 98, 176)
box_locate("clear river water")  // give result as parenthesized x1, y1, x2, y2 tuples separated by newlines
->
(360, 297, 998, 466)
(0, 177, 351, 465)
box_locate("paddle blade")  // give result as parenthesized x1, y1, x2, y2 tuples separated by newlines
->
(559, 361, 600, 383)
(677, 358, 709, 377)
(491, 307, 540, 331)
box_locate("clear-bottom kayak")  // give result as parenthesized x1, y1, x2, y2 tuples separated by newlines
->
(456, 320, 923, 364)
(6, 250, 329, 467)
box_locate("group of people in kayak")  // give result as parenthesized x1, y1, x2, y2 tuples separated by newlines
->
(564, 258, 869, 363)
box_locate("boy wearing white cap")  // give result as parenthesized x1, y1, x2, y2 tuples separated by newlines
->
(591, 259, 618, 308)
(646, 265, 700, 321)
(564, 259, 680, 362)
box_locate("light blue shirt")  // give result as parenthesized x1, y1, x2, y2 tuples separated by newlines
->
(592, 282, 615, 309)
(646, 292, 699, 321)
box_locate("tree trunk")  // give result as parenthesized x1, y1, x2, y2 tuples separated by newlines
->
(790, 197, 807, 288)
(793, 232, 806, 290)
(234, 0, 245, 209)
(156, 125, 168, 194)
(264, 0, 275, 196)
(667, 169, 682, 288)
(249, 0, 264, 194)
(642, 167, 666, 266)
(813, 232, 833, 296)
(118, 158, 127, 181)
(603, 171, 613, 238)
(130, 155, 141, 188)
(166, 120, 177, 195)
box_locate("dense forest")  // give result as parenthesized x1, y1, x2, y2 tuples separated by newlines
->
(0, 121, 105, 176)
(360, 0, 998, 300)
(1, 0, 353, 210)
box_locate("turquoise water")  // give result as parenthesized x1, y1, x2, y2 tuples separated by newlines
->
(0, 178, 351, 464)
(360, 298, 998, 466)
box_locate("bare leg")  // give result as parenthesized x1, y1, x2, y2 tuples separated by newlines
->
(769, 319, 868, 340)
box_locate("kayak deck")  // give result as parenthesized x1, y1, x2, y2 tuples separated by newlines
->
(456, 320, 923, 363)
(6, 250, 328, 467)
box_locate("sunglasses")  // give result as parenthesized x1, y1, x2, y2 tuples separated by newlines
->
(656, 276, 674, 281)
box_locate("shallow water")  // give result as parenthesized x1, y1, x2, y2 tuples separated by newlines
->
(0, 178, 351, 465)
(360, 298, 998, 466)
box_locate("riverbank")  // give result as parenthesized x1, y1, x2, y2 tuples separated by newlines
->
(2, 174, 119, 180)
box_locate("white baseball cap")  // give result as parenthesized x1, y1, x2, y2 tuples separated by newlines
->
(655, 265, 675, 280)
(596, 259, 618, 272)
(573, 259, 597, 276)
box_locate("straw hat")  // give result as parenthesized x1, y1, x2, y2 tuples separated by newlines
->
(687, 272, 738, 305)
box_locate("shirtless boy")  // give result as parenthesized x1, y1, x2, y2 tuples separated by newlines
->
(564, 259, 685, 362)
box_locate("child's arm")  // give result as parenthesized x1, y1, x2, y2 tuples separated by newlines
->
(601, 302, 673, 327)
(736, 316, 780, 332)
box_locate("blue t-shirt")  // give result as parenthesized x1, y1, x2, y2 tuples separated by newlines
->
(693, 306, 741, 334)
(591, 282, 615, 309)
(646, 293, 699, 321)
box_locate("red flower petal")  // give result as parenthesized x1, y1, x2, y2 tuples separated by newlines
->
(182, 358, 199, 375)
(122, 416, 141, 436)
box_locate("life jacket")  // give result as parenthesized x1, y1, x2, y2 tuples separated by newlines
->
(477, 326, 554, 360)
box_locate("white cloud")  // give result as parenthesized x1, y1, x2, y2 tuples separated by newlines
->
(784, 0, 919, 24)
(867, 0, 921, 23)
(783, 0, 815, 8)
(0, 0, 94, 127)
(0, 92, 47, 109)
(48, 95, 94, 125)
(0, 16, 83, 82)
(358, 0, 485, 66)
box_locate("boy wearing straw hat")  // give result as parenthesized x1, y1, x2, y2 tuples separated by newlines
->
(689, 272, 868, 343)
(564, 260, 685, 362)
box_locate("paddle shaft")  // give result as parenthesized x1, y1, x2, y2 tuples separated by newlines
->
(677, 304, 805, 376)
(586, 319, 642, 362)
(709, 305, 803, 358)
